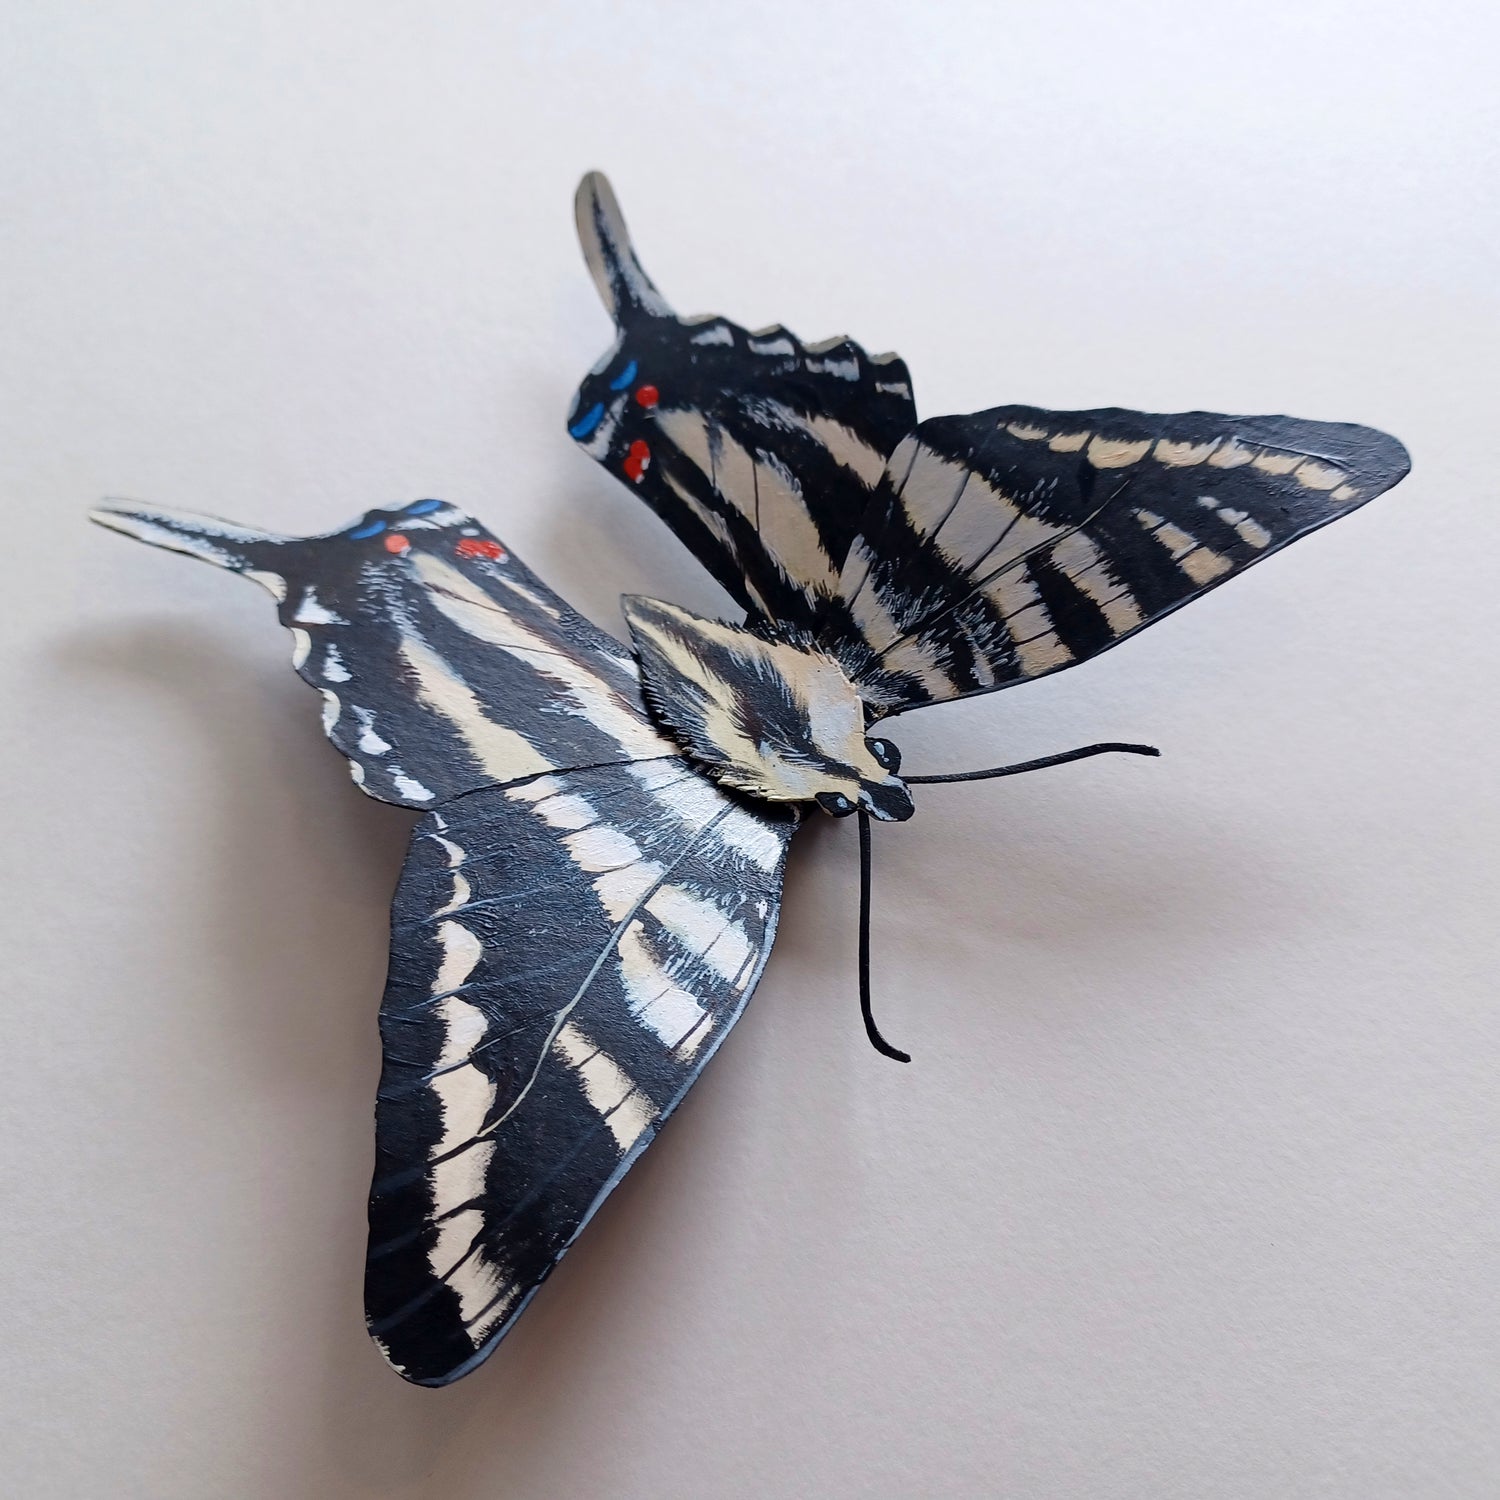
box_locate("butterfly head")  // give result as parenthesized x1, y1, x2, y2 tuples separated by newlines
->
(812, 738, 912, 822)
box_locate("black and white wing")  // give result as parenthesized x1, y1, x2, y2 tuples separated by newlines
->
(567, 172, 916, 632)
(822, 407, 1410, 713)
(94, 497, 800, 1386)
(367, 760, 797, 1385)
(564, 180, 1410, 720)
(91, 498, 677, 802)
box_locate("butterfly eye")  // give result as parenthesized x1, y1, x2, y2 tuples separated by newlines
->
(815, 791, 857, 818)
(868, 738, 901, 773)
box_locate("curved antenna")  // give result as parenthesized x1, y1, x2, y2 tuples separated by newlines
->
(574, 171, 674, 326)
(858, 812, 911, 1064)
(856, 743, 1157, 1064)
(905, 742, 1159, 785)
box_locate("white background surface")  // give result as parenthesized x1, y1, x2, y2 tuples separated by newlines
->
(2, 3, 1497, 1495)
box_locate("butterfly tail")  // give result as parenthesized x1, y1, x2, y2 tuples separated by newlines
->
(89, 500, 289, 575)
(574, 171, 674, 326)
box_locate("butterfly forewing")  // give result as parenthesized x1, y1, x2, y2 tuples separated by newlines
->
(827, 407, 1410, 712)
(366, 760, 797, 1385)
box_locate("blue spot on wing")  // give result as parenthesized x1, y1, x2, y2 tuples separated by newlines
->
(348, 520, 386, 539)
(569, 402, 606, 438)
(608, 359, 638, 391)
(404, 499, 444, 515)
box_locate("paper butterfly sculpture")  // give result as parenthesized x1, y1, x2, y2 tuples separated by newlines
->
(93, 173, 1409, 1386)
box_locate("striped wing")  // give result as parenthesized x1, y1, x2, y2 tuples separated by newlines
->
(91, 498, 677, 804)
(366, 759, 798, 1386)
(826, 407, 1410, 713)
(568, 172, 915, 631)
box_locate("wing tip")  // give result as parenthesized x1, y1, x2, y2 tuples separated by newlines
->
(370, 1296, 532, 1388)
(1231, 414, 1412, 497)
(1362, 426, 1412, 494)
(1302, 420, 1410, 506)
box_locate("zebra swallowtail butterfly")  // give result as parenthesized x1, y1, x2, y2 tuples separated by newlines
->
(92, 172, 1409, 1386)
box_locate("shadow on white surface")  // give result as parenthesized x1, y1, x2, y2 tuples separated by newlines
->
(58, 576, 1310, 1494)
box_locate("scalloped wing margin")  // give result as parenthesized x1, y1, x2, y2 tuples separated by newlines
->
(568, 172, 917, 632)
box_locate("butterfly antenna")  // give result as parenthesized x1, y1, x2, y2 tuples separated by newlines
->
(855, 743, 1156, 1063)
(858, 812, 911, 1064)
(904, 741, 1160, 785)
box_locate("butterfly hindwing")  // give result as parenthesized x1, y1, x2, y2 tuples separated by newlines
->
(365, 759, 797, 1385)
(825, 407, 1411, 712)
(91, 499, 677, 805)
(569, 172, 916, 630)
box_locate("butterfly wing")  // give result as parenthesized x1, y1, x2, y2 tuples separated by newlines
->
(366, 759, 797, 1385)
(568, 172, 916, 630)
(91, 499, 678, 803)
(95, 497, 797, 1384)
(823, 407, 1410, 713)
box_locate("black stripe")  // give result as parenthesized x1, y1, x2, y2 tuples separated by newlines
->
(365, 761, 798, 1386)
(823, 405, 1409, 713)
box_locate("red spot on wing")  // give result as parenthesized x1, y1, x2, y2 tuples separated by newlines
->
(384, 533, 410, 554)
(456, 536, 506, 561)
(634, 385, 659, 408)
(623, 439, 651, 484)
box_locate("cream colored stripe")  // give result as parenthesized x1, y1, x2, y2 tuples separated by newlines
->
(553, 1022, 655, 1153)
(989, 569, 1074, 676)
(411, 553, 671, 761)
(1047, 532, 1144, 634)
(778, 408, 889, 487)
(398, 627, 554, 783)
(646, 884, 753, 982)
(424, 917, 504, 1328)
(897, 443, 970, 536)
(753, 450, 839, 597)
(617, 927, 708, 1048)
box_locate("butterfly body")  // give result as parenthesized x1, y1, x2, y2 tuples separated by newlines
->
(93, 171, 1409, 1386)
(622, 595, 913, 819)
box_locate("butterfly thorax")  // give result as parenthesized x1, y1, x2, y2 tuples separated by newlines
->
(622, 596, 913, 821)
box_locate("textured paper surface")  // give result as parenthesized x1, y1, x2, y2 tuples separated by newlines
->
(3, 2, 1498, 1495)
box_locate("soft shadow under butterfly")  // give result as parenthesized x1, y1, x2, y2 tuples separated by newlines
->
(93, 173, 1409, 1385)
